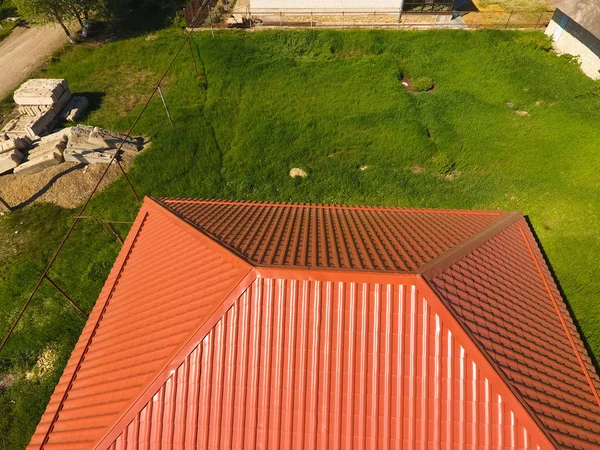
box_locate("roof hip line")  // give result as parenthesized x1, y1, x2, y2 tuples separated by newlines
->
(518, 225, 600, 411)
(418, 211, 523, 280)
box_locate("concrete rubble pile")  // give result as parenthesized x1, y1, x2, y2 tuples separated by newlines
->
(0, 78, 142, 177)
(64, 125, 142, 164)
(0, 136, 32, 175)
(2, 79, 90, 140)
(0, 125, 142, 176)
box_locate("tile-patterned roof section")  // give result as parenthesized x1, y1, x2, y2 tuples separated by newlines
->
(27, 199, 252, 449)
(428, 218, 600, 450)
(157, 198, 509, 272)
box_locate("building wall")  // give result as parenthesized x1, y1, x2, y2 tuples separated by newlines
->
(546, 9, 600, 80)
(109, 276, 553, 449)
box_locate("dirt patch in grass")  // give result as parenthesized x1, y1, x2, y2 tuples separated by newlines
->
(401, 77, 436, 94)
(0, 152, 139, 210)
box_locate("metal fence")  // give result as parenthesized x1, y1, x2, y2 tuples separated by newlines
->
(226, 9, 554, 30)
(184, 0, 218, 27)
(458, 9, 554, 29)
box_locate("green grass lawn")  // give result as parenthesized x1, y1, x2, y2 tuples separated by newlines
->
(0, 28, 599, 448)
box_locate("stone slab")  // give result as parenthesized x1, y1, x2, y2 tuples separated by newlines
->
(14, 79, 70, 106)
(0, 149, 24, 174)
(24, 109, 57, 138)
(89, 127, 140, 152)
(61, 96, 90, 122)
(64, 149, 116, 165)
(14, 150, 63, 176)
(0, 137, 31, 154)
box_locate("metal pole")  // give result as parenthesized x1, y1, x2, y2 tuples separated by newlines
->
(107, 222, 125, 245)
(157, 85, 174, 126)
(0, 0, 213, 356)
(45, 276, 88, 318)
(188, 37, 200, 78)
(115, 159, 141, 202)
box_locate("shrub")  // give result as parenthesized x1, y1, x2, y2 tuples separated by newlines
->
(412, 76, 434, 92)
(432, 152, 456, 176)
(173, 10, 186, 29)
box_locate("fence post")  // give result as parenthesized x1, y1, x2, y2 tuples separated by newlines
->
(506, 10, 513, 29)
(535, 10, 544, 28)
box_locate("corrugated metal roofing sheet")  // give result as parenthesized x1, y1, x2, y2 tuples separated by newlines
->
(429, 219, 600, 449)
(157, 198, 510, 272)
(28, 198, 600, 449)
(108, 276, 553, 449)
(27, 199, 253, 450)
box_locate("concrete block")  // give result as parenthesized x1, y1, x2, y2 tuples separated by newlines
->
(14, 79, 70, 106)
(24, 109, 57, 138)
(29, 140, 67, 160)
(0, 149, 24, 174)
(68, 125, 94, 143)
(40, 129, 70, 147)
(14, 150, 63, 176)
(1, 118, 19, 134)
(0, 137, 31, 154)
(51, 90, 73, 114)
(63, 97, 89, 122)
(64, 148, 116, 164)
(89, 127, 140, 152)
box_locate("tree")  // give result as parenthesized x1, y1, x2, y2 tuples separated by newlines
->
(13, 0, 76, 41)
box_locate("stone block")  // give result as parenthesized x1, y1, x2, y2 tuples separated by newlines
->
(24, 109, 57, 138)
(40, 129, 71, 147)
(51, 90, 73, 114)
(0, 150, 24, 175)
(28, 140, 67, 160)
(60, 96, 89, 122)
(14, 150, 63, 176)
(64, 148, 116, 164)
(1, 118, 19, 134)
(89, 127, 140, 152)
(0, 137, 31, 154)
(14, 79, 70, 106)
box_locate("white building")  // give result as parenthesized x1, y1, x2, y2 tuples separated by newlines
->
(546, 0, 600, 79)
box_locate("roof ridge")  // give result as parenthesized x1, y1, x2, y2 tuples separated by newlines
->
(518, 225, 600, 412)
(39, 211, 151, 449)
(418, 211, 523, 280)
(152, 197, 261, 267)
(159, 197, 505, 216)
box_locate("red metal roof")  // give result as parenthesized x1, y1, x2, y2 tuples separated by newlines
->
(157, 198, 512, 272)
(28, 198, 600, 449)
(428, 219, 600, 449)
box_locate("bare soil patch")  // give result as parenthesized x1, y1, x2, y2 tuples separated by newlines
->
(0, 152, 137, 210)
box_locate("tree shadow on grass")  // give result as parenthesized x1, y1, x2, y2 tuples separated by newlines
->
(84, 0, 189, 44)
